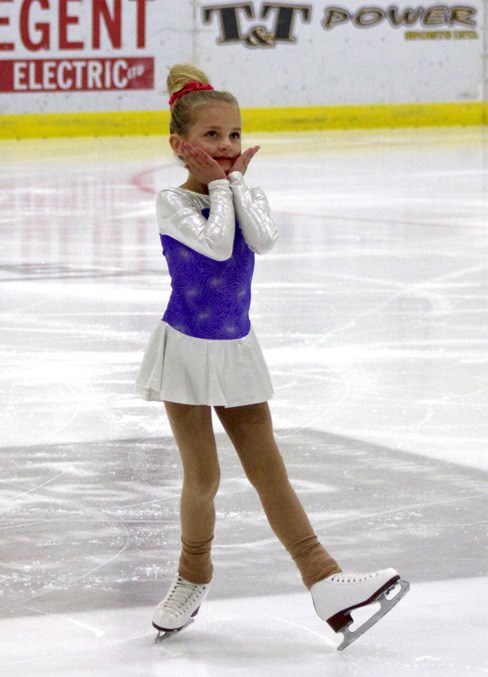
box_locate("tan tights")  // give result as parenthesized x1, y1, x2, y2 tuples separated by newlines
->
(164, 401, 341, 589)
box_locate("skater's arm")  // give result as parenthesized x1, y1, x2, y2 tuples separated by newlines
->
(156, 180, 235, 261)
(228, 172, 278, 255)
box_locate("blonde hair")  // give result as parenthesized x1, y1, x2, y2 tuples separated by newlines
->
(167, 63, 239, 136)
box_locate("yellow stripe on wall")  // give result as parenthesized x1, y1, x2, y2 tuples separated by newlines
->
(0, 110, 170, 139)
(243, 101, 485, 132)
(0, 102, 485, 139)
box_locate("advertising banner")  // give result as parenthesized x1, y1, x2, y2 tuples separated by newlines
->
(195, 1, 483, 107)
(0, 1, 485, 122)
(0, 0, 191, 113)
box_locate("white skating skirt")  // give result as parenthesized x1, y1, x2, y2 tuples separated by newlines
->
(136, 321, 274, 407)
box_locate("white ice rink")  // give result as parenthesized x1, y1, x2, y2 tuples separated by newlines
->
(1, 128, 488, 676)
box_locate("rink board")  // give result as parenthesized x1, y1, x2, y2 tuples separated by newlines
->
(0, 0, 486, 138)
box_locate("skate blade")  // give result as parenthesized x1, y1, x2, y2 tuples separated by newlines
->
(337, 578, 410, 652)
(154, 618, 195, 644)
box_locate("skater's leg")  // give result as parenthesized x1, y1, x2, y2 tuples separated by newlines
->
(165, 402, 220, 585)
(214, 402, 340, 588)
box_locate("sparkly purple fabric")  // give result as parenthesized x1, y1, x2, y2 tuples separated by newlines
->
(161, 209, 255, 340)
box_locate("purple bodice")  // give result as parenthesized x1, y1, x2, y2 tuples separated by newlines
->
(161, 210, 255, 340)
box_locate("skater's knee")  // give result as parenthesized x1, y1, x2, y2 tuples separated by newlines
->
(243, 451, 288, 493)
(183, 465, 220, 500)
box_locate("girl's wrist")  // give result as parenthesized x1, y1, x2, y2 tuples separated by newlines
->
(208, 177, 231, 189)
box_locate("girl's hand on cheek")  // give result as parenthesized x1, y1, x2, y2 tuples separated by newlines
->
(229, 146, 260, 176)
(180, 141, 227, 184)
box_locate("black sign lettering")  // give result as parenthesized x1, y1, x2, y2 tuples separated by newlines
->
(322, 4, 477, 30)
(386, 7, 424, 27)
(354, 8, 385, 27)
(243, 25, 275, 46)
(423, 5, 448, 25)
(201, 2, 478, 43)
(202, 3, 255, 42)
(261, 3, 312, 42)
(449, 5, 476, 26)
(322, 7, 350, 30)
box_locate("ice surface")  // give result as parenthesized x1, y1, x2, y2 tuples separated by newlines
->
(1, 128, 487, 675)
(1, 579, 487, 677)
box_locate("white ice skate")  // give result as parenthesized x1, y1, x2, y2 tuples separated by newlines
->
(152, 575, 210, 642)
(310, 568, 409, 651)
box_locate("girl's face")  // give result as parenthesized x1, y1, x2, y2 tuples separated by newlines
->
(174, 103, 242, 175)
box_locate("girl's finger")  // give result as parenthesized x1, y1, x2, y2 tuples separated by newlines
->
(244, 146, 260, 160)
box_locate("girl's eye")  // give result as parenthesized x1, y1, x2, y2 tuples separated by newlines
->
(231, 132, 241, 140)
(206, 131, 218, 138)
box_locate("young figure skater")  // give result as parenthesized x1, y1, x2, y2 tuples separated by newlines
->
(136, 64, 409, 650)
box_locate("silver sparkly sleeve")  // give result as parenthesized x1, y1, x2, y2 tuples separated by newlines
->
(156, 179, 235, 261)
(228, 171, 278, 255)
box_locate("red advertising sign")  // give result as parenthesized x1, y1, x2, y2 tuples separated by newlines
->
(0, 0, 155, 94)
(0, 57, 154, 92)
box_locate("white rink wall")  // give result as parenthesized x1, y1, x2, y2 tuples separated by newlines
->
(0, 0, 485, 115)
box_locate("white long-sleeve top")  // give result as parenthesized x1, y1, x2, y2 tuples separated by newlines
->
(155, 171, 278, 261)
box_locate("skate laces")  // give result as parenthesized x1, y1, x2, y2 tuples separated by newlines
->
(328, 572, 378, 584)
(159, 577, 204, 617)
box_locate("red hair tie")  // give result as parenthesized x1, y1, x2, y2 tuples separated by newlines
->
(169, 81, 214, 108)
